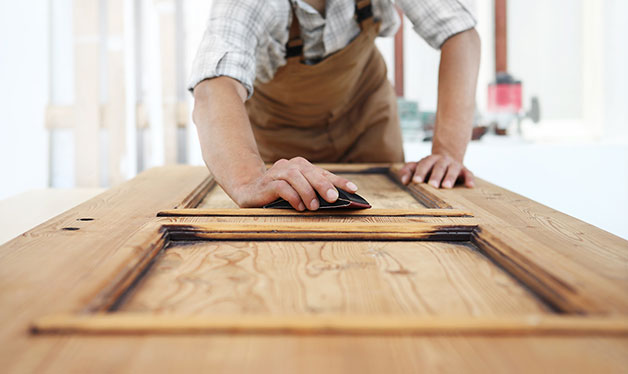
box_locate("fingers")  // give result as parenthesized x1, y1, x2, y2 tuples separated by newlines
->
(427, 157, 450, 188)
(412, 156, 439, 184)
(275, 166, 320, 210)
(461, 167, 475, 188)
(321, 169, 358, 194)
(268, 157, 360, 210)
(409, 154, 475, 189)
(441, 163, 461, 189)
(399, 162, 417, 185)
(304, 168, 341, 204)
(270, 180, 305, 211)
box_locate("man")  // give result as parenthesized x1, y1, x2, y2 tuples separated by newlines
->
(190, 0, 480, 211)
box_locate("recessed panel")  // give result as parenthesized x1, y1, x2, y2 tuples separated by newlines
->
(117, 240, 550, 316)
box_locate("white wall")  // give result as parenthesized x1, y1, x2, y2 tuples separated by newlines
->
(509, 0, 583, 120)
(0, 1, 50, 200)
(603, 0, 628, 141)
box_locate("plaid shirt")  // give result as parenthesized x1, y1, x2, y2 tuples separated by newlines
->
(188, 0, 476, 98)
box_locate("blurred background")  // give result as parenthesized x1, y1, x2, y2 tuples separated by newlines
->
(0, 0, 627, 239)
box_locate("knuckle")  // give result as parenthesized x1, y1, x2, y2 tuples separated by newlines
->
(321, 169, 334, 178)
(402, 162, 417, 170)
(291, 156, 308, 165)
(273, 158, 288, 168)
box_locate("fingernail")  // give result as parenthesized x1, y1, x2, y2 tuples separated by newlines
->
(327, 188, 339, 201)
(401, 175, 409, 184)
(413, 176, 423, 183)
(429, 181, 439, 188)
(346, 182, 358, 192)
(443, 181, 452, 188)
(468, 181, 475, 188)
(297, 202, 305, 211)
(310, 198, 319, 210)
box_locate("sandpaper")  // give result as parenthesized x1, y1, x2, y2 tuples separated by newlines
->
(263, 188, 371, 210)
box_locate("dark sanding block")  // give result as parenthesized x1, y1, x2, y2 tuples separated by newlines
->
(263, 188, 371, 210)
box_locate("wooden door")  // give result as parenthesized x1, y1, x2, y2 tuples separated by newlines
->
(2, 165, 627, 372)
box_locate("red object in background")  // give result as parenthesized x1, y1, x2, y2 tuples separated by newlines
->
(488, 82, 522, 113)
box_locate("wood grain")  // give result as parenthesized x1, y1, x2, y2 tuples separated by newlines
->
(32, 314, 628, 336)
(2, 164, 628, 373)
(173, 176, 215, 209)
(0, 166, 210, 368)
(8, 336, 628, 374)
(158, 208, 473, 217)
(389, 165, 628, 314)
(196, 183, 239, 209)
(116, 240, 547, 316)
(156, 215, 477, 227)
(163, 221, 477, 240)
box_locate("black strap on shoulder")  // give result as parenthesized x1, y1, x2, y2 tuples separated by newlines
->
(355, 0, 373, 23)
(285, 0, 304, 59)
(286, 39, 304, 58)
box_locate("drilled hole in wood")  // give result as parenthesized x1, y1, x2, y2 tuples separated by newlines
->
(62, 227, 80, 231)
(77, 218, 95, 221)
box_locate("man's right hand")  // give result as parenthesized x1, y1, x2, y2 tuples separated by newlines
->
(231, 157, 358, 211)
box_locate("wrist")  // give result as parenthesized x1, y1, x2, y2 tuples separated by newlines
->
(431, 140, 466, 163)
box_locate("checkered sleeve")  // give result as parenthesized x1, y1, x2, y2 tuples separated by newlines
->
(187, 0, 270, 98)
(397, 0, 477, 49)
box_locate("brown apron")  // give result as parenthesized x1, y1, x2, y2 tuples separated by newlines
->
(245, 0, 404, 163)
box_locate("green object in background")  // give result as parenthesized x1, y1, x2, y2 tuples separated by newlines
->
(397, 98, 421, 142)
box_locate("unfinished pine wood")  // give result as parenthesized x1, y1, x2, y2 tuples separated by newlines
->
(158, 215, 477, 226)
(0, 166, 209, 366)
(196, 182, 239, 209)
(158, 208, 473, 217)
(389, 164, 628, 314)
(33, 314, 628, 336)
(117, 240, 547, 316)
(7, 336, 627, 374)
(155, 208, 477, 226)
(2, 164, 628, 373)
(162, 221, 476, 240)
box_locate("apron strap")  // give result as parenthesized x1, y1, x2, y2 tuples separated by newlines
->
(284, 0, 375, 59)
(286, 2, 304, 60)
(355, 0, 374, 29)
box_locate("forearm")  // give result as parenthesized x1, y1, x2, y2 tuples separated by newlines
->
(433, 28, 480, 162)
(192, 77, 265, 198)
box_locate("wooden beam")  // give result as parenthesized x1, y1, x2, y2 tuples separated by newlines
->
(32, 314, 628, 336)
(162, 222, 477, 241)
(157, 208, 474, 217)
(394, 6, 404, 97)
(495, 0, 507, 73)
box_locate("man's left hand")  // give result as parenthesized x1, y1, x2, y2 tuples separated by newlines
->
(399, 154, 474, 189)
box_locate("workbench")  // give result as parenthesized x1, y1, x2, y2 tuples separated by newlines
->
(1, 164, 626, 373)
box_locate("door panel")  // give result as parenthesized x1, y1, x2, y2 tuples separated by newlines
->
(5, 165, 627, 372)
(117, 240, 550, 316)
(28, 164, 628, 335)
